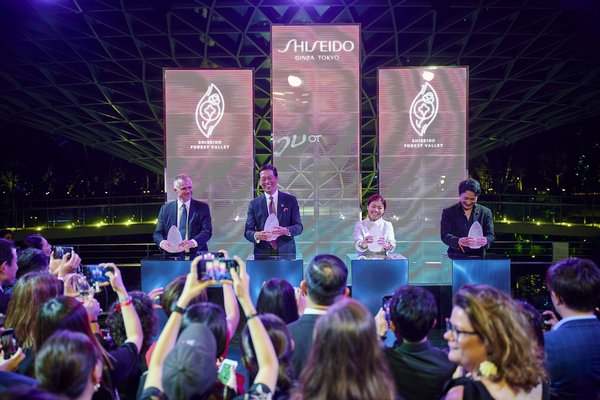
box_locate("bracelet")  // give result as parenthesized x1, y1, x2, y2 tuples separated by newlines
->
(171, 304, 186, 315)
(118, 295, 132, 303)
(90, 320, 98, 324)
(120, 299, 133, 307)
(246, 312, 259, 321)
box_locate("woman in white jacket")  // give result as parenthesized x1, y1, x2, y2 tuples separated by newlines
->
(353, 194, 396, 258)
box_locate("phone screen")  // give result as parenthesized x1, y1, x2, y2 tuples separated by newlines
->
(199, 259, 238, 282)
(382, 295, 393, 322)
(53, 246, 74, 259)
(217, 359, 238, 385)
(83, 265, 113, 283)
(0, 329, 18, 359)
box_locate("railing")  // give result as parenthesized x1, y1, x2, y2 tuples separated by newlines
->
(1, 193, 598, 229)
(1, 194, 165, 229)
(481, 193, 599, 227)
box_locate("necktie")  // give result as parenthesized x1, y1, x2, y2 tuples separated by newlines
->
(268, 196, 278, 249)
(269, 196, 275, 215)
(179, 204, 187, 240)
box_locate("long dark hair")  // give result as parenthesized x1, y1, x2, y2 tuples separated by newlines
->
(35, 296, 111, 368)
(35, 330, 101, 399)
(256, 278, 299, 324)
(241, 313, 295, 392)
(292, 298, 396, 400)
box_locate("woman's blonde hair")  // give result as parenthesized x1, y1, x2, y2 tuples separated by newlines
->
(454, 284, 547, 392)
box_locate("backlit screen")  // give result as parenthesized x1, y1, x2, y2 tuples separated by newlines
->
(379, 67, 468, 284)
(272, 25, 361, 259)
(164, 69, 254, 256)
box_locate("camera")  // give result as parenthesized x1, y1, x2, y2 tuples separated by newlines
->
(0, 329, 18, 359)
(82, 265, 114, 284)
(198, 259, 239, 282)
(53, 246, 74, 259)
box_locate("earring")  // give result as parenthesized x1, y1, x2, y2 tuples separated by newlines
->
(479, 360, 498, 377)
(93, 383, 101, 392)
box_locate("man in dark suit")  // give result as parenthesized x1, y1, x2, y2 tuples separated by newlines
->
(288, 254, 348, 375)
(244, 164, 302, 257)
(543, 258, 600, 400)
(153, 174, 212, 253)
(440, 178, 495, 258)
(377, 285, 456, 400)
(0, 238, 18, 314)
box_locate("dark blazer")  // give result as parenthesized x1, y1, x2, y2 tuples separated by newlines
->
(440, 202, 494, 258)
(244, 191, 303, 256)
(152, 199, 212, 251)
(0, 289, 11, 315)
(384, 340, 456, 400)
(288, 313, 321, 376)
(544, 318, 600, 400)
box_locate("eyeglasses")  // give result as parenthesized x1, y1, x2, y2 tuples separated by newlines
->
(445, 318, 478, 338)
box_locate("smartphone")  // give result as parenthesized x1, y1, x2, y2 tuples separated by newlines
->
(199, 259, 239, 282)
(0, 328, 18, 359)
(213, 251, 226, 258)
(82, 265, 114, 284)
(196, 251, 226, 259)
(382, 295, 393, 322)
(217, 358, 238, 385)
(53, 246, 74, 259)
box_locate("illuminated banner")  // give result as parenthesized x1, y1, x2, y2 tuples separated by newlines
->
(164, 69, 254, 255)
(272, 25, 361, 257)
(379, 67, 468, 284)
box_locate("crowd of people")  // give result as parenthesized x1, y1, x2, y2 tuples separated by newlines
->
(0, 233, 598, 399)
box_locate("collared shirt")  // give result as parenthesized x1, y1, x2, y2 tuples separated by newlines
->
(552, 314, 597, 331)
(177, 199, 191, 227)
(302, 307, 328, 316)
(177, 199, 191, 241)
(263, 190, 279, 214)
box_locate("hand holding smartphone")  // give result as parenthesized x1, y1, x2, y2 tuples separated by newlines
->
(82, 265, 114, 284)
(199, 259, 239, 282)
(0, 328, 18, 360)
(382, 295, 393, 322)
(217, 358, 238, 387)
(53, 246, 74, 259)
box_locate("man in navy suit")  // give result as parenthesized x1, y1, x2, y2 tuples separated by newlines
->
(543, 258, 600, 400)
(153, 174, 212, 253)
(244, 164, 303, 256)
